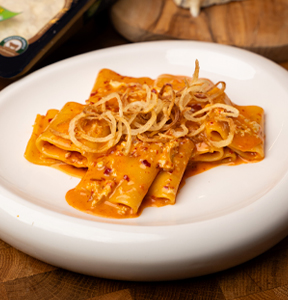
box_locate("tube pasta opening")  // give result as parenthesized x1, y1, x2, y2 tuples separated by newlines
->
(24, 63, 265, 219)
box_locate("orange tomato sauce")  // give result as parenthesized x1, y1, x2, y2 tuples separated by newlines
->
(25, 69, 264, 219)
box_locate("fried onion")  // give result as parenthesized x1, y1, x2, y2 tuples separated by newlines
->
(67, 61, 239, 155)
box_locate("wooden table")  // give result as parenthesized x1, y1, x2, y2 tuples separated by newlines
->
(1, 8, 288, 300)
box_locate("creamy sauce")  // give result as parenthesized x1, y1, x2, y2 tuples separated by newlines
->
(25, 69, 264, 219)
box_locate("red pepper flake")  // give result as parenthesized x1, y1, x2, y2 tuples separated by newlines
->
(104, 80, 109, 84)
(151, 88, 157, 94)
(48, 118, 53, 122)
(123, 175, 130, 181)
(90, 92, 97, 96)
(142, 160, 151, 167)
(104, 167, 112, 175)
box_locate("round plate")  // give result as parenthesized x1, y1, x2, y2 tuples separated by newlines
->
(0, 41, 288, 281)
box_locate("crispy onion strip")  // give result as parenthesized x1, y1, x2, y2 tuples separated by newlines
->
(92, 92, 124, 117)
(170, 123, 189, 138)
(191, 59, 200, 84)
(130, 111, 157, 135)
(66, 61, 242, 156)
(178, 85, 202, 112)
(116, 116, 132, 155)
(69, 112, 96, 152)
(204, 81, 226, 102)
(187, 123, 206, 137)
(162, 106, 180, 131)
(159, 84, 176, 116)
(208, 117, 236, 148)
(149, 115, 169, 131)
(78, 111, 117, 143)
(124, 84, 157, 114)
(69, 112, 122, 153)
(184, 103, 239, 123)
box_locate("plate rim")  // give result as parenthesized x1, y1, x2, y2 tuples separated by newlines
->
(1, 40, 288, 280)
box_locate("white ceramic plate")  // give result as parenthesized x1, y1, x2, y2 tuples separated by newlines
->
(1, 41, 288, 281)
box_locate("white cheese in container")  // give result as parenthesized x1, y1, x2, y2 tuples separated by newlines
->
(0, 0, 65, 41)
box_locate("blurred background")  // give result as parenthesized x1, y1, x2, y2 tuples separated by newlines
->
(1, 0, 287, 85)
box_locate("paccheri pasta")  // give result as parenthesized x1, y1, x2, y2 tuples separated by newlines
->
(24, 61, 265, 218)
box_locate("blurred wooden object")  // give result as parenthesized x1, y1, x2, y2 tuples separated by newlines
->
(110, 0, 288, 62)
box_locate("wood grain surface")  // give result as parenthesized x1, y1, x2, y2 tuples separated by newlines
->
(110, 0, 288, 62)
(1, 236, 288, 299)
(1, 7, 288, 300)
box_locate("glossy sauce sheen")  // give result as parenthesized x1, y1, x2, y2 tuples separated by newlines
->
(25, 69, 264, 219)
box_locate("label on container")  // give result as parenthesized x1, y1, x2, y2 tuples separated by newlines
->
(0, 36, 28, 56)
